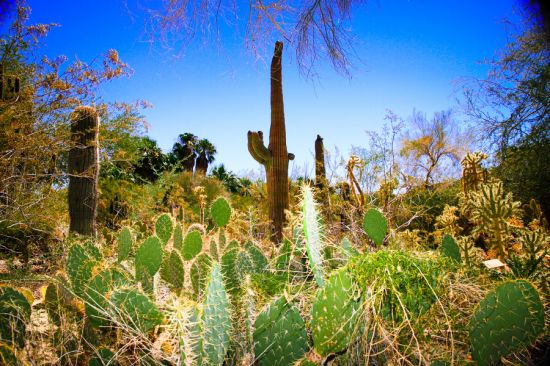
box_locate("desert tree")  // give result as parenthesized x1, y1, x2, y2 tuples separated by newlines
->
(195, 138, 217, 175)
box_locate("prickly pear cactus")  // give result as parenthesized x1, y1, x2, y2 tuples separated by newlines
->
(67, 243, 101, 297)
(221, 247, 239, 292)
(172, 302, 202, 366)
(191, 253, 213, 299)
(0, 287, 31, 348)
(155, 213, 173, 245)
(363, 208, 387, 246)
(88, 348, 118, 366)
(117, 227, 133, 262)
(441, 234, 461, 263)
(469, 280, 545, 365)
(209, 239, 219, 261)
(85, 268, 128, 327)
(311, 270, 359, 356)
(275, 239, 292, 271)
(340, 237, 359, 259)
(253, 296, 308, 366)
(135, 236, 163, 279)
(0, 343, 19, 365)
(160, 250, 185, 294)
(173, 223, 184, 252)
(211, 197, 231, 227)
(182, 230, 203, 260)
(201, 262, 231, 366)
(110, 288, 164, 334)
(301, 184, 325, 286)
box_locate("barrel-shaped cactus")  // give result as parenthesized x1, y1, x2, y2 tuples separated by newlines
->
(253, 296, 308, 366)
(469, 280, 544, 365)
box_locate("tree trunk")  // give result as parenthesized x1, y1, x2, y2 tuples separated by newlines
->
(68, 106, 99, 237)
(247, 41, 294, 244)
(182, 147, 195, 172)
(196, 152, 208, 175)
(315, 134, 326, 190)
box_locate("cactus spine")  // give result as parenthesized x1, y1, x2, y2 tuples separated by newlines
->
(68, 106, 100, 237)
(247, 41, 294, 244)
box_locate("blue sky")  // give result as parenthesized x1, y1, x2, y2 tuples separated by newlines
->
(16, 1, 522, 175)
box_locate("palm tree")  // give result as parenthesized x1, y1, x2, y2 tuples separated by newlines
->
(195, 139, 217, 175)
(170, 133, 198, 172)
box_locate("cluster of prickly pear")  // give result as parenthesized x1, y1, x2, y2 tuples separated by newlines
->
(253, 296, 308, 366)
(300, 184, 325, 286)
(201, 263, 231, 366)
(311, 270, 359, 356)
(363, 208, 387, 246)
(469, 280, 544, 365)
(0, 287, 32, 349)
(440, 234, 461, 263)
(67, 242, 102, 297)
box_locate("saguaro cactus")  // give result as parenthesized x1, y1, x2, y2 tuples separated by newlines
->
(315, 135, 326, 190)
(68, 106, 100, 237)
(247, 41, 294, 243)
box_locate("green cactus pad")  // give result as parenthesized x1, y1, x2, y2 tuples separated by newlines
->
(340, 237, 359, 259)
(0, 287, 31, 348)
(155, 214, 173, 245)
(173, 223, 184, 252)
(0, 343, 19, 365)
(201, 263, 231, 366)
(88, 348, 118, 366)
(182, 230, 203, 260)
(224, 240, 239, 254)
(160, 250, 185, 293)
(311, 270, 359, 356)
(44, 283, 62, 326)
(83, 241, 103, 261)
(85, 268, 128, 327)
(67, 244, 100, 297)
(253, 297, 308, 366)
(469, 280, 545, 365)
(244, 242, 268, 272)
(210, 197, 231, 227)
(218, 230, 226, 252)
(173, 304, 202, 366)
(135, 236, 163, 278)
(441, 234, 461, 263)
(117, 227, 133, 262)
(191, 253, 213, 298)
(363, 208, 387, 246)
(110, 289, 164, 334)
(275, 239, 292, 271)
(221, 247, 239, 293)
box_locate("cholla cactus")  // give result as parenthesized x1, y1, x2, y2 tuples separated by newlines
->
(435, 205, 461, 237)
(460, 152, 488, 194)
(462, 181, 521, 259)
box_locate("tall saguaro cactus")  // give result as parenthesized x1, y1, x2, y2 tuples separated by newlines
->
(248, 41, 294, 244)
(315, 134, 327, 190)
(68, 106, 100, 237)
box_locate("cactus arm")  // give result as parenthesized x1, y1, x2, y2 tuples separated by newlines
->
(247, 130, 272, 167)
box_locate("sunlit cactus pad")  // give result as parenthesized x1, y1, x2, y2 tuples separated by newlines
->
(67, 243, 102, 297)
(117, 226, 133, 262)
(211, 197, 231, 227)
(469, 280, 545, 365)
(135, 236, 163, 278)
(441, 234, 461, 262)
(253, 296, 308, 366)
(155, 213, 173, 245)
(182, 230, 203, 260)
(85, 268, 128, 327)
(160, 250, 185, 293)
(363, 208, 387, 246)
(311, 269, 359, 356)
(109, 289, 164, 334)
